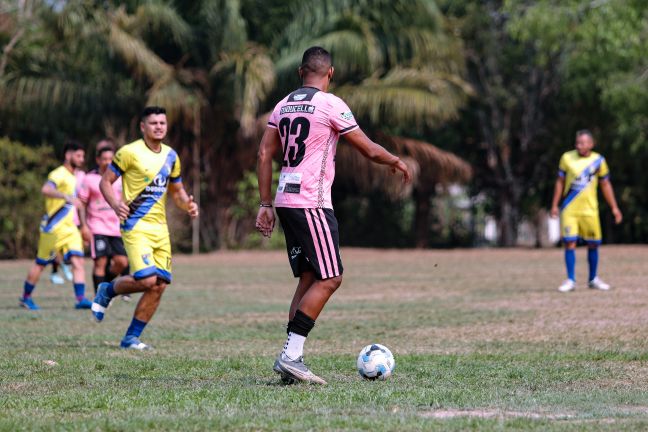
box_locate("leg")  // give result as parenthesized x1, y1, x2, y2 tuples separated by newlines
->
(92, 256, 108, 293)
(587, 243, 599, 282)
(69, 254, 91, 307)
(564, 241, 576, 281)
(288, 270, 316, 321)
(108, 255, 128, 278)
(22, 263, 46, 309)
(296, 275, 343, 320)
(116, 277, 166, 350)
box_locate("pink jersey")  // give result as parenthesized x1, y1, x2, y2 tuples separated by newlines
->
(72, 170, 85, 226)
(78, 169, 123, 237)
(268, 87, 358, 209)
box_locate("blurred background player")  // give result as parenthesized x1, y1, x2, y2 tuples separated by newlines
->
(92, 106, 198, 350)
(78, 140, 130, 300)
(256, 47, 411, 384)
(550, 129, 623, 292)
(19, 141, 92, 310)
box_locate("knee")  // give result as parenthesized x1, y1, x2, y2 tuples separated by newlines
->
(150, 280, 167, 294)
(323, 275, 343, 293)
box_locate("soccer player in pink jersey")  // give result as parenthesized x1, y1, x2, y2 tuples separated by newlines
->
(256, 47, 411, 384)
(78, 143, 129, 294)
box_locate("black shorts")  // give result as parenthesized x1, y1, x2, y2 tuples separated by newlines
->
(91, 234, 127, 259)
(276, 207, 343, 280)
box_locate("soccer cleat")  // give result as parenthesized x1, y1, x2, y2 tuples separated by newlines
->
(558, 279, 576, 292)
(120, 336, 151, 350)
(273, 353, 327, 385)
(121, 294, 132, 302)
(91, 282, 114, 322)
(589, 277, 611, 291)
(49, 272, 65, 285)
(61, 263, 73, 281)
(75, 297, 93, 309)
(19, 297, 40, 310)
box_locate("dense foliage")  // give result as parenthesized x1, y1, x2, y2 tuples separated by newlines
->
(0, 0, 645, 255)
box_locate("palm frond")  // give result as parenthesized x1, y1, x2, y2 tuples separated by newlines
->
(336, 144, 418, 200)
(131, 2, 193, 49)
(109, 20, 172, 82)
(386, 135, 472, 184)
(200, 0, 247, 58)
(335, 68, 471, 128)
(147, 80, 205, 130)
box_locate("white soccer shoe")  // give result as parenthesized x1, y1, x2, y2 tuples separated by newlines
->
(588, 277, 611, 291)
(558, 279, 576, 292)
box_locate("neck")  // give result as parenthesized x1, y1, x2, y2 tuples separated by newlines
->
(302, 78, 328, 92)
(63, 162, 74, 173)
(98, 166, 106, 175)
(143, 138, 162, 152)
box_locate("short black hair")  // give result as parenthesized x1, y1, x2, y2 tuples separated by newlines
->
(140, 106, 166, 122)
(576, 129, 594, 139)
(300, 46, 332, 76)
(96, 146, 115, 158)
(63, 140, 84, 155)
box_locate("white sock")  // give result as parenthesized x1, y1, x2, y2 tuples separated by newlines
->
(282, 332, 306, 360)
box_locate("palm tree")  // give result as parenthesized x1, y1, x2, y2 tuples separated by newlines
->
(271, 0, 473, 247)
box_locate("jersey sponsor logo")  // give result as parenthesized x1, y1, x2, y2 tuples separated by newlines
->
(284, 183, 301, 194)
(340, 111, 354, 121)
(280, 104, 316, 115)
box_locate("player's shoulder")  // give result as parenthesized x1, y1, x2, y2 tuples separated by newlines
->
(49, 165, 67, 179)
(590, 150, 604, 159)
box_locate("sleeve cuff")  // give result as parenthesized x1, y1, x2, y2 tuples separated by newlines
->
(170, 176, 182, 184)
(557, 170, 566, 178)
(339, 125, 359, 135)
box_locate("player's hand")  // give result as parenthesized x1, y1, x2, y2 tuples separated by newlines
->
(391, 159, 412, 185)
(186, 195, 199, 219)
(256, 206, 275, 238)
(80, 225, 92, 244)
(612, 207, 623, 224)
(113, 201, 130, 221)
(550, 206, 559, 218)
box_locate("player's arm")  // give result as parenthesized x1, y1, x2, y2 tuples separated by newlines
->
(41, 181, 79, 205)
(343, 129, 411, 184)
(100, 168, 129, 221)
(550, 175, 565, 218)
(256, 126, 282, 238)
(168, 181, 198, 218)
(600, 178, 622, 224)
(77, 202, 92, 243)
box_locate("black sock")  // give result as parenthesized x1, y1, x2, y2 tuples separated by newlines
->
(92, 274, 106, 294)
(288, 309, 316, 337)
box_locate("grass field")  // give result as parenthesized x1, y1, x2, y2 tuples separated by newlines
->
(2, 246, 648, 431)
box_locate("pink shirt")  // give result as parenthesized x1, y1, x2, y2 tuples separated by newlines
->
(268, 87, 358, 209)
(72, 170, 85, 226)
(78, 169, 122, 237)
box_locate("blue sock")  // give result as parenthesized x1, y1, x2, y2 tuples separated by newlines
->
(588, 247, 599, 282)
(73, 283, 85, 301)
(565, 249, 576, 281)
(124, 317, 147, 339)
(105, 282, 116, 298)
(23, 281, 35, 299)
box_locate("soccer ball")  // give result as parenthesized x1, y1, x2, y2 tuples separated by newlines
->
(357, 343, 395, 380)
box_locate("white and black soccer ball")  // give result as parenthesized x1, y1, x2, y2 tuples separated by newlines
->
(357, 343, 395, 380)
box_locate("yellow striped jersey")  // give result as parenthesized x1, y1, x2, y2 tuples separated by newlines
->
(109, 139, 182, 231)
(40, 165, 77, 233)
(558, 150, 609, 215)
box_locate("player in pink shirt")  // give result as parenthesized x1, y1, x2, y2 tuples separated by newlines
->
(78, 143, 129, 294)
(256, 47, 411, 384)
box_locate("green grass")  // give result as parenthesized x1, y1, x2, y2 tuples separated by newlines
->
(2, 247, 648, 430)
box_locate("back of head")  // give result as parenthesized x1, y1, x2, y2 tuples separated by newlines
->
(140, 106, 166, 122)
(300, 46, 332, 77)
(96, 138, 115, 152)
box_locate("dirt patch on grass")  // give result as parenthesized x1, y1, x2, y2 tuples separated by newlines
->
(420, 408, 574, 420)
